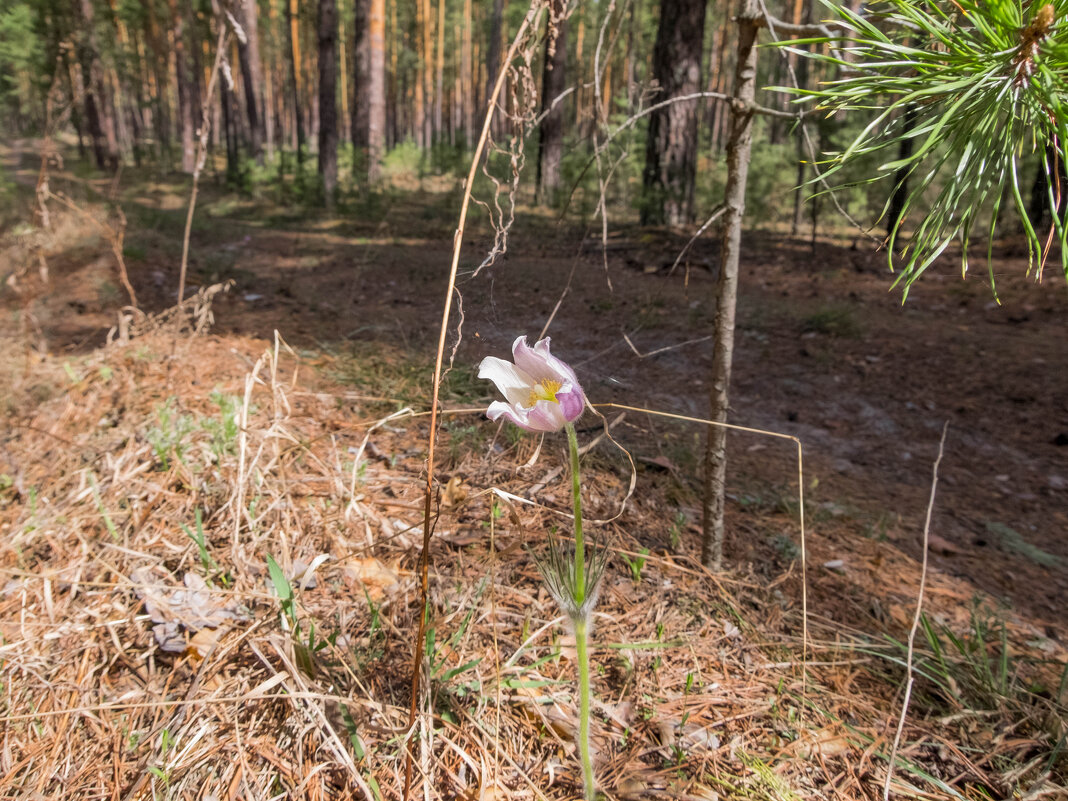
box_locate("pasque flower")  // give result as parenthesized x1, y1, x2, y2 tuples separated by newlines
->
(479, 335, 601, 800)
(478, 336, 585, 432)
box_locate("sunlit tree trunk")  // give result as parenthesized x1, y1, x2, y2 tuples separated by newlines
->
(642, 0, 707, 226)
(536, 0, 568, 204)
(318, 0, 339, 208)
(573, 13, 584, 131)
(338, 7, 349, 145)
(701, 0, 761, 571)
(413, 0, 426, 147)
(368, 0, 386, 181)
(284, 0, 306, 166)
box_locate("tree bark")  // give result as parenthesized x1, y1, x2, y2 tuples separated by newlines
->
(168, 0, 196, 172)
(791, 0, 813, 236)
(461, 0, 473, 143)
(284, 0, 306, 165)
(352, 0, 370, 149)
(75, 0, 120, 170)
(642, 0, 707, 226)
(887, 106, 916, 238)
(701, 0, 761, 571)
(485, 0, 505, 119)
(318, 0, 339, 208)
(413, 0, 426, 147)
(234, 0, 266, 162)
(434, 0, 445, 141)
(536, 0, 568, 204)
(367, 0, 386, 181)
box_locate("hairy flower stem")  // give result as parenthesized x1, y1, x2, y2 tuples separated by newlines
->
(574, 617, 595, 800)
(565, 422, 595, 799)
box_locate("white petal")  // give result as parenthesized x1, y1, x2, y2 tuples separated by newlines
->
(531, 337, 581, 387)
(478, 356, 535, 407)
(486, 400, 537, 431)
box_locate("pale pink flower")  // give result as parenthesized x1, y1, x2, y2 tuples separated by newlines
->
(478, 336, 586, 432)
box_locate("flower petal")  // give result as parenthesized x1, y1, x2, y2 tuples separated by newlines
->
(524, 399, 569, 432)
(519, 336, 582, 390)
(555, 387, 585, 423)
(479, 356, 536, 407)
(486, 400, 538, 431)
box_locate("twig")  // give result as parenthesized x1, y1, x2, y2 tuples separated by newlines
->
(622, 331, 713, 358)
(177, 15, 231, 305)
(883, 422, 949, 801)
(667, 204, 726, 279)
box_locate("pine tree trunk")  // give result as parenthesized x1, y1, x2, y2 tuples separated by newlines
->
(234, 0, 265, 162)
(367, 0, 386, 181)
(284, 0, 306, 166)
(76, 0, 120, 171)
(352, 0, 370, 150)
(422, 0, 434, 146)
(434, 0, 445, 141)
(222, 65, 240, 184)
(641, 0, 707, 226)
(64, 52, 87, 160)
(143, 6, 171, 160)
(485, 0, 505, 117)
(338, 7, 350, 144)
(318, 0, 339, 208)
(701, 0, 761, 571)
(461, 0, 473, 143)
(168, 0, 196, 172)
(413, 0, 426, 148)
(536, 0, 567, 204)
(790, 0, 813, 235)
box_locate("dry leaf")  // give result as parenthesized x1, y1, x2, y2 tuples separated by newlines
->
(338, 556, 400, 600)
(440, 475, 467, 507)
(131, 567, 248, 653)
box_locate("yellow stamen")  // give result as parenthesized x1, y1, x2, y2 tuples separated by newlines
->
(528, 379, 562, 406)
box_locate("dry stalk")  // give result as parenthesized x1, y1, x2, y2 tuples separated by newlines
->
(404, 3, 548, 796)
(177, 17, 232, 306)
(882, 422, 949, 801)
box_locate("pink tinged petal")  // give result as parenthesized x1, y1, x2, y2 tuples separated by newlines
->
(530, 337, 581, 388)
(478, 356, 537, 407)
(524, 399, 569, 432)
(509, 336, 544, 377)
(556, 387, 585, 423)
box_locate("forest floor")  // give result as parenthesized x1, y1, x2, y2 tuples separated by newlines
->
(1, 141, 1066, 799)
